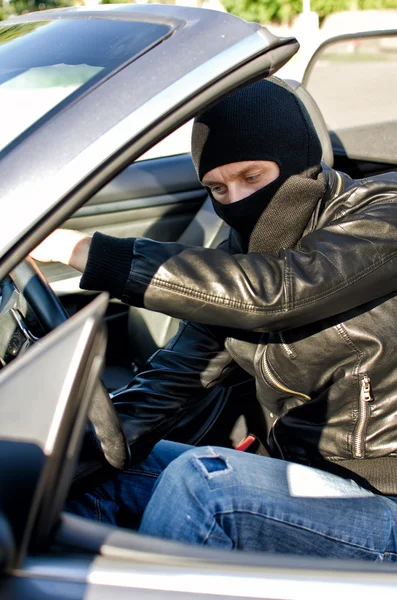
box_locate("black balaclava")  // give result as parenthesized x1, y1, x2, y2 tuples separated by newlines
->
(191, 77, 326, 254)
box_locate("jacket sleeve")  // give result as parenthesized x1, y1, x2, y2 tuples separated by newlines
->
(112, 319, 236, 463)
(118, 198, 397, 331)
(80, 189, 397, 332)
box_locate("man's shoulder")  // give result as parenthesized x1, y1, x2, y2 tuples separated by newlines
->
(348, 171, 397, 194)
(315, 168, 397, 230)
(334, 170, 397, 211)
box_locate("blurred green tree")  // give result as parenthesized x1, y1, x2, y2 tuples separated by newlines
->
(222, 0, 397, 23)
(0, 0, 13, 20)
(100, 0, 133, 4)
(358, 0, 397, 7)
(8, 0, 73, 17)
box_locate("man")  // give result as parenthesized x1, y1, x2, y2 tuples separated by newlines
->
(32, 78, 397, 559)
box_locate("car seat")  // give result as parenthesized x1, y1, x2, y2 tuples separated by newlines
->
(284, 79, 334, 168)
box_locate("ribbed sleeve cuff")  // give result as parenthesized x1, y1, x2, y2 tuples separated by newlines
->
(80, 232, 136, 298)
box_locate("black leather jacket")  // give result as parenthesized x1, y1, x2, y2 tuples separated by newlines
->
(87, 167, 397, 495)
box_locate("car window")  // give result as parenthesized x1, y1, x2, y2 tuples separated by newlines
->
(303, 33, 397, 163)
(305, 36, 397, 130)
(138, 120, 193, 161)
(0, 18, 173, 153)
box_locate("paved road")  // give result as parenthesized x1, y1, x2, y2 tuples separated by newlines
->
(306, 60, 397, 129)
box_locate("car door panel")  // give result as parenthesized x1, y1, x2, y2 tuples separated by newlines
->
(0, 293, 108, 577)
(86, 153, 203, 203)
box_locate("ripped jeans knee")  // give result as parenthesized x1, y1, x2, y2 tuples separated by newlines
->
(159, 445, 243, 493)
(193, 446, 232, 477)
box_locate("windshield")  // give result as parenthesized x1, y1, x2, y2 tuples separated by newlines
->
(0, 18, 172, 153)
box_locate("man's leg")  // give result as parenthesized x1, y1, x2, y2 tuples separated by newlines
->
(140, 446, 397, 561)
(66, 440, 193, 528)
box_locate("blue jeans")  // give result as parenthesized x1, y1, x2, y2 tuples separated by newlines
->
(66, 440, 397, 560)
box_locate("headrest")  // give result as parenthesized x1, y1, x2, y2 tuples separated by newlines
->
(283, 79, 334, 167)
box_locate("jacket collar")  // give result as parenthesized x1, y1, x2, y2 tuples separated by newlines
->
(322, 164, 349, 204)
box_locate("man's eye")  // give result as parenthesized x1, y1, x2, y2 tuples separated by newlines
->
(212, 186, 226, 195)
(246, 174, 259, 182)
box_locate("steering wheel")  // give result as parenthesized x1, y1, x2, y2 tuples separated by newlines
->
(3, 257, 130, 482)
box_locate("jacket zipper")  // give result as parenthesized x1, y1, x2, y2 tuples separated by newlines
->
(261, 347, 311, 401)
(353, 374, 373, 458)
(262, 347, 311, 459)
(278, 331, 296, 359)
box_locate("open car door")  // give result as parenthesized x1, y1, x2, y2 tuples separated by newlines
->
(0, 293, 108, 590)
(302, 29, 397, 177)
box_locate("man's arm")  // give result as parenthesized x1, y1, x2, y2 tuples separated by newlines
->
(81, 198, 397, 331)
(31, 230, 237, 462)
(31, 196, 397, 332)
